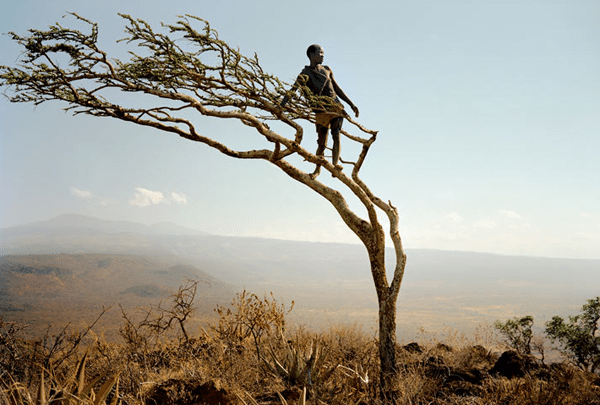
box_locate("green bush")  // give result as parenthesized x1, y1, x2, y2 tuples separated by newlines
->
(494, 315, 534, 355)
(545, 297, 600, 373)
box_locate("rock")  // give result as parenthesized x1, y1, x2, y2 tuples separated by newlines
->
(426, 364, 486, 386)
(490, 350, 539, 379)
(402, 342, 423, 353)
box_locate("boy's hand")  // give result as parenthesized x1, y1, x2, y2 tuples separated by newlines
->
(351, 105, 360, 118)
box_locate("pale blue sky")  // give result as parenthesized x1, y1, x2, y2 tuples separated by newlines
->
(1, 1, 599, 258)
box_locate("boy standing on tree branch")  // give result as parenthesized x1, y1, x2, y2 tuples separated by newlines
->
(280, 44, 359, 178)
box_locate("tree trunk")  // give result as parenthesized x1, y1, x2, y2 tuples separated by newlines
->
(370, 260, 399, 402)
(378, 293, 398, 391)
(364, 215, 405, 401)
(366, 236, 402, 401)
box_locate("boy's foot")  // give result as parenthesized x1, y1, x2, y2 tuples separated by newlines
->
(332, 164, 343, 177)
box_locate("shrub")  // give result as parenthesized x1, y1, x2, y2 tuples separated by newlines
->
(494, 315, 534, 355)
(545, 297, 600, 373)
(213, 290, 293, 363)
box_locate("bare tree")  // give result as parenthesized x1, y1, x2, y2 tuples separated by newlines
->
(1, 14, 407, 396)
(139, 279, 200, 343)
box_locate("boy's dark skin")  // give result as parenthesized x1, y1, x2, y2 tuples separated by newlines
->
(280, 45, 359, 178)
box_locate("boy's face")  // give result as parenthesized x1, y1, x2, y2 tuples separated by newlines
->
(310, 46, 324, 65)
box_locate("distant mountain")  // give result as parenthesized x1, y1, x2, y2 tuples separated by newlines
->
(2, 214, 599, 341)
(1, 214, 208, 238)
(0, 214, 208, 256)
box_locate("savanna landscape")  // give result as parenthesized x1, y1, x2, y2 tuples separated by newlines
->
(1, 215, 599, 404)
(1, 6, 598, 403)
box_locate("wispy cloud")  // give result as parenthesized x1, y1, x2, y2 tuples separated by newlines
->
(171, 192, 188, 205)
(129, 188, 188, 207)
(70, 187, 115, 207)
(70, 187, 93, 199)
(130, 187, 165, 207)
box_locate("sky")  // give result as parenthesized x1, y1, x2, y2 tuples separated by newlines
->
(1, 0, 599, 259)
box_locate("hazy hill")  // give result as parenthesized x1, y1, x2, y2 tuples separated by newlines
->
(2, 214, 209, 237)
(2, 214, 599, 340)
(0, 252, 233, 339)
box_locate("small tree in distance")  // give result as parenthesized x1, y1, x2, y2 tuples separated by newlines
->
(494, 315, 534, 355)
(545, 297, 600, 373)
(0, 14, 407, 396)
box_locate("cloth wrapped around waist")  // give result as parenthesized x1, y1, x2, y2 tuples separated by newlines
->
(315, 111, 344, 128)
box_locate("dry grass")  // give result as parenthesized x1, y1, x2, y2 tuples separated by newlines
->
(1, 294, 599, 405)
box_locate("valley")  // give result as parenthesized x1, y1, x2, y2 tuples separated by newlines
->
(1, 214, 598, 342)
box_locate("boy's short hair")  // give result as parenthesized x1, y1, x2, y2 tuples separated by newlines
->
(306, 44, 321, 58)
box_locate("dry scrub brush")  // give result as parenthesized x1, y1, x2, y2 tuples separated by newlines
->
(2, 290, 600, 404)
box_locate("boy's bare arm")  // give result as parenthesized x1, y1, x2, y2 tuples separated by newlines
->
(331, 73, 359, 118)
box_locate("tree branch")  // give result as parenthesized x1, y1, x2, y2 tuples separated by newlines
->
(1, 12, 408, 393)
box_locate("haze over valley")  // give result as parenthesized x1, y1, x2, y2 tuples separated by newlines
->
(1, 214, 598, 341)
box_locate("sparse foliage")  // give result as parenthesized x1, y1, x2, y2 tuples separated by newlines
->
(0, 318, 31, 382)
(3, 293, 600, 405)
(0, 308, 110, 386)
(545, 297, 600, 373)
(213, 290, 293, 362)
(494, 315, 534, 355)
(0, 13, 406, 394)
(41, 307, 111, 375)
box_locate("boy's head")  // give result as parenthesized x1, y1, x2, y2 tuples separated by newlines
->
(306, 44, 324, 65)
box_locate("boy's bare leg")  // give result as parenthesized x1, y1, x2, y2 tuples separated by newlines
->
(331, 117, 344, 173)
(331, 128, 341, 169)
(311, 125, 329, 178)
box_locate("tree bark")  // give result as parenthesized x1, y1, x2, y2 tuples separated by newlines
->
(378, 281, 399, 396)
(367, 242, 402, 399)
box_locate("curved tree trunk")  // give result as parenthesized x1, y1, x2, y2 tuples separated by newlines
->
(368, 239, 404, 399)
